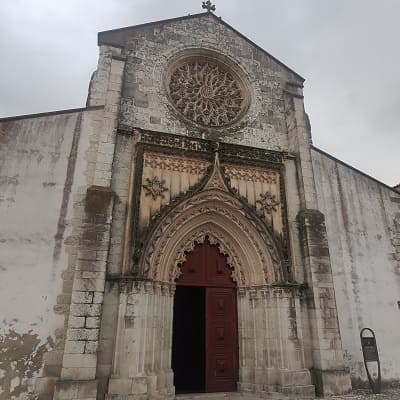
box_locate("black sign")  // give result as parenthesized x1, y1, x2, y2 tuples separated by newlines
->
(362, 337, 379, 362)
(360, 328, 381, 394)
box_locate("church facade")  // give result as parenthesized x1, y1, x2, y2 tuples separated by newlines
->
(0, 11, 399, 400)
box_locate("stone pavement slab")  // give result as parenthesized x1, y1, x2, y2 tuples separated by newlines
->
(176, 389, 400, 400)
(326, 388, 400, 399)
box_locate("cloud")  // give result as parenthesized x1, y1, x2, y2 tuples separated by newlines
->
(0, 0, 398, 185)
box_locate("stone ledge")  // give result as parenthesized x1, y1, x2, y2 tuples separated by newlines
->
(53, 379, 98, 400)
(310, 367, 352, 397)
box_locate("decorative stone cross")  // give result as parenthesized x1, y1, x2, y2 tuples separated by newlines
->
(202, 1, 216, 12)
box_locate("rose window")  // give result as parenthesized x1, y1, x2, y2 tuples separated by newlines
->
(168, 60, 246, 127)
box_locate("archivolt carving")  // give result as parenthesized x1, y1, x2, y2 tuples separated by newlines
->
(172, 227, 244, 284)
(141, 189, 285, 287)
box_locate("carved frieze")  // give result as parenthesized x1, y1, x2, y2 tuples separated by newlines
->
(144, 152, 209, 174)
(138, 129, 215, 153)
(224, 164, 278, 184)
(134, 129, 287, 164)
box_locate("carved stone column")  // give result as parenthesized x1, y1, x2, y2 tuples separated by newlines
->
(106, 281, 175, 400)
(237, 286, 314, 397)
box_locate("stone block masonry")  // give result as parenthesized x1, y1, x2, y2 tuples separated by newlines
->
(59, 186, 114, 387)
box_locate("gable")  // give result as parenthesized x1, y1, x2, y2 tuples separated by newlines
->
(98, 12, 304, 82)
(97, 12, 304, 151)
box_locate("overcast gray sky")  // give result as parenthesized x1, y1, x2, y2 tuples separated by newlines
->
(1, 0, 399, 186)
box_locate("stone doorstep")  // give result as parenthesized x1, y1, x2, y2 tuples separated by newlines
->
(175, 392, 290, 400)
(280, 385, 316, 399)
(175, 394, 229, 399)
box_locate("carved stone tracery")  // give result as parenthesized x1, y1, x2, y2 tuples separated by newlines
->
(173, 229, 243, 284)
(168, 60, 246, 127)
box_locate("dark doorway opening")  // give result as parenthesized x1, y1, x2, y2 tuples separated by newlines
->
(172, 286, 206, 393)
(172, 241, 238, 393)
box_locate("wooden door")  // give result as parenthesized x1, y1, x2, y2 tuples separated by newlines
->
(175, 241, 238, 393)
(206, 287, 238, 392)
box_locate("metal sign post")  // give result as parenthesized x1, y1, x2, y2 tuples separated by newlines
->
(360, 328, 381, 394)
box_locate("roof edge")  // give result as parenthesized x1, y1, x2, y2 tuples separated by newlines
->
(0, 106, 104, 122)
(98, 12, 209, 38)
(97, 12, 305, 82)
(311, 145, 399, 195)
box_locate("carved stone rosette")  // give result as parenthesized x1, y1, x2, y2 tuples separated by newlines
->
(165, 50, 251, 128)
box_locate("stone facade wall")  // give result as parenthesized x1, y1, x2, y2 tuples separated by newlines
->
(312, 148, 400, 386)
(99, 13, 303, 151)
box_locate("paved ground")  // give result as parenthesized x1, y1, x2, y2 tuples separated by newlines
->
(175, 388, 400, 400)
(326, 388, 400, 399)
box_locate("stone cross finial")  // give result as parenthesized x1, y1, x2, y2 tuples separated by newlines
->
(202, 1, 216, 12)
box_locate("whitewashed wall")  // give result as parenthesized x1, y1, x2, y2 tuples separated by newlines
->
(0, 111, 85, 399)
(312, 148, 400, 386)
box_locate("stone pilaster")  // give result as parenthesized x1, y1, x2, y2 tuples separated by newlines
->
(52, 42, 125, 400)
(53, 186, 114, 400)
(285, 84, 318, 212)
(297, 209, 352, 396)
(285, 82, 351, 396)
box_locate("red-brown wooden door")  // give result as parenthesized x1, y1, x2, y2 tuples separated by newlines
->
(206, 287, 238, 392)
(174, 241, 238, 393)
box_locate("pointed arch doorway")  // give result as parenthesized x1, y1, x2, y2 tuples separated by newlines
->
(172, 240, 239, 394)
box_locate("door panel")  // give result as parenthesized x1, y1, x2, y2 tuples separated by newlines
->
(178, 241, 235, 287)
(206, 287, 238, 392)
(175, 241, 238, 393)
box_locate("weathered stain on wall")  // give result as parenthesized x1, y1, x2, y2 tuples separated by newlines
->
(0, 327, 53, 400)
(312, 148, 400, 385)
(53, 113, 83, 261)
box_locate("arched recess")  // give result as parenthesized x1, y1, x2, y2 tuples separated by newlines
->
(140, 187, 286, 287)
(109, 159, 309, 400)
